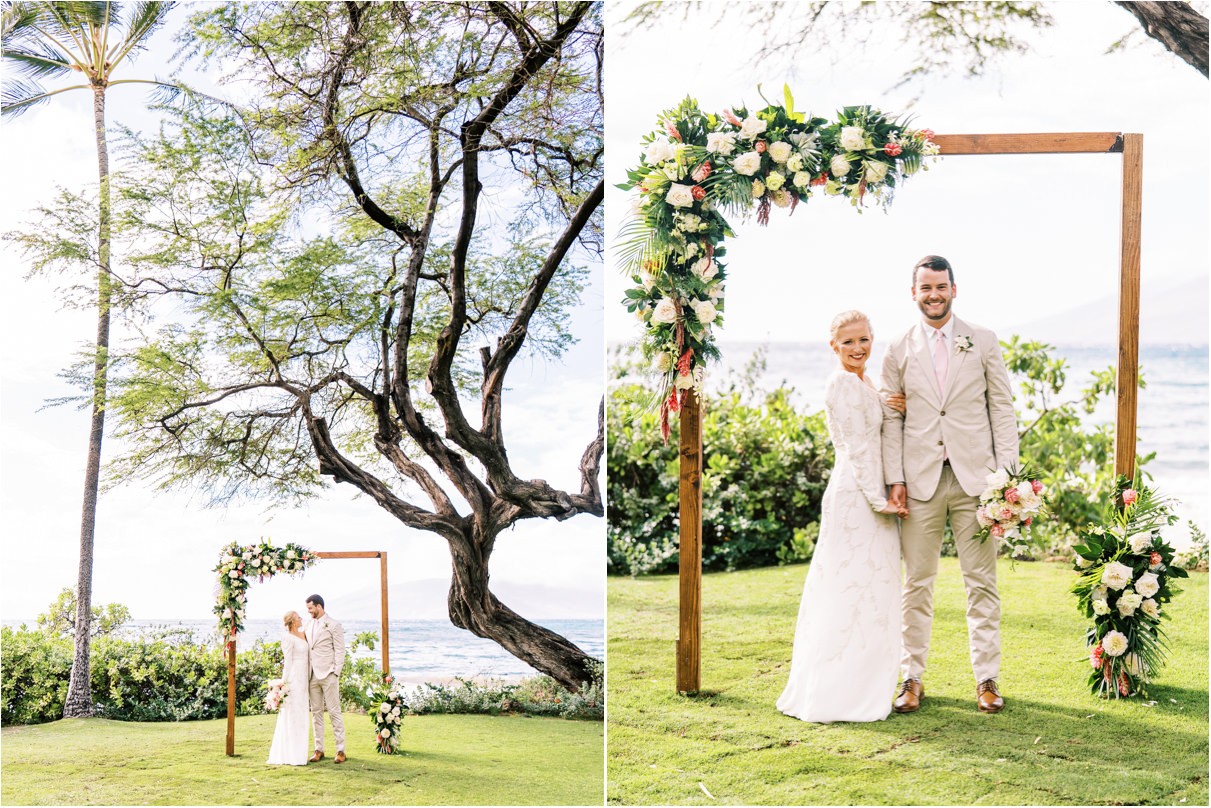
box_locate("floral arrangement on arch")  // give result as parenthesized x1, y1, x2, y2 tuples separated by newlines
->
(213, 539, 318, 645)
(616, 86, 939, 439)
(1071, 479, 1188, 698)
(370, 675, 409, 755)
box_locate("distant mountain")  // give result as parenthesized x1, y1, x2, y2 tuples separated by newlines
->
(1009, 275, 1208, 347)
(338, 577, 604, 622)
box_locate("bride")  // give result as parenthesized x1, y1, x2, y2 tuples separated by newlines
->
(267, 610, 311, 765)
(776, 310, 907, 723)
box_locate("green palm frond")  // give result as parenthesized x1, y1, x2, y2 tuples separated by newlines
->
(614, 216, 659, 275)
(109, 1, 174, 68)
(2, 44, 75, 79)
(1, 77, 88, 116)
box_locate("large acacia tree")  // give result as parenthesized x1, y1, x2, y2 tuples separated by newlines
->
(108, 1, 604, 689)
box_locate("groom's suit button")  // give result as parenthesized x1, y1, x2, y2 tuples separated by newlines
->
(937, 441, 944, 446)
(940, 410, 946, 416)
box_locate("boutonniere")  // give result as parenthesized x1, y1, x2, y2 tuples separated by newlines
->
(954, 335, 973, 354)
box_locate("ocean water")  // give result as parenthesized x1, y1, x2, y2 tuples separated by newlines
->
(709, 341, 1209, 547)
(4, 618, 604, 682)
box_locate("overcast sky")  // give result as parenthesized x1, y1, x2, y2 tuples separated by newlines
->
(604, 1, 1209, 347)
(0, 6, 605, 625)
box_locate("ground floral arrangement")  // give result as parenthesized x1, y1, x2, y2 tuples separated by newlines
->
(616, 86, 939, 439)
(370, 675, 409, 755)
(213, 539, 318, 644)
(1072, 479, 1188, 698)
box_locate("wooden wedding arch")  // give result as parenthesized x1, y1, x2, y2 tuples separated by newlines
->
(225, 550, 391, 756)
(674, 132, 1144, 693)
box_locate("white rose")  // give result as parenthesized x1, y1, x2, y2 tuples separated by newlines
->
(751, 178, 765, 198)
(786, 154, 804, 172)
(692, 257, 717, 281)
(1091, 585, 1109, 602)
(863, 161, 889, 183)
(1101, 630, 1129, 657)
(674, 371, 696, 390)
(1116, 591, 1143, 617)
(706, 132, 737, 155)
(987, 469, 1010, 489)
(286, 550, 296, 559)
(692, 299, 718, 324)
(651, 298, 679, 325)
(1076, 556, 1092, 569)
(768, 141, 792, 163)
(975, 507, 994, 528)
(1141, 598, 1161, 619)
(381, 728, 391, 739)
(738, 116, 767, 139)
(251, 558, 262, 567)
(732, 151, 763, 176)
(792, 171, 812, 188)
(765, 172, 785, 191)
(1100, 561, 1134, 591)
(1135, 571, 1160, 598)
(829, 154, 852, 179)
(228, 570, 240, 579)
(685, 242, 699, 259)
(380, 702, 391, 713)
(665, 183, 695, 208)
(1128, 532, 1152, 554)
(1092, 599, 1110, 616)
(644, 137, 677, 164)
(652, 352, 673, 372)
(839, 126, 866, 150)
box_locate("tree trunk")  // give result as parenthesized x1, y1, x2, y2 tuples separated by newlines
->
(446, 530, 596, 692)
(63, 85, 112, 719)
(1115, 1, 1209, 77)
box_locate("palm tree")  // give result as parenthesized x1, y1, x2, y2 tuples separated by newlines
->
(2, 0, 176, 718)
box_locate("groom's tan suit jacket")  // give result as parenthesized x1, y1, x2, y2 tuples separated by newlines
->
(308, 615, 346, 681)
(881, 316, 1018, 498)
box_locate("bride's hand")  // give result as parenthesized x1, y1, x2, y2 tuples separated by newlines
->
(879, 501, 908, 517)
(885, 392, 906, 414)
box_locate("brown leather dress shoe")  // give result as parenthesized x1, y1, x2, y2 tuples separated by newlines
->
(977, 679, 1005, 713)
(334, 751, 346, 764)
(309, 750, 324, 763)
(893, 679, 924, 713)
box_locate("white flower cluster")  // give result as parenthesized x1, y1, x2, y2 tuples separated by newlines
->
(374, 680, 409, 754)
(215, 541, 316, 638)
(975, 470, 1045, 548)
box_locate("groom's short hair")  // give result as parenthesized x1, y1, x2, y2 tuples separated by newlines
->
(306, 594, 325, 609)
(913, 255, 954, 284)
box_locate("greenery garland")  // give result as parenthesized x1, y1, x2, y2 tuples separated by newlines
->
(213, 539, 319, 646)
(1071, 479, 1188, 698)
(616, 86, 939, 439)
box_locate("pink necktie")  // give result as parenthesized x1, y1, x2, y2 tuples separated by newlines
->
(933, 330, 948, 395)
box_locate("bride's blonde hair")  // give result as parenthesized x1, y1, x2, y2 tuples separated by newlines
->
(829, 309, 871, 341)
(282, 610, 300, 630)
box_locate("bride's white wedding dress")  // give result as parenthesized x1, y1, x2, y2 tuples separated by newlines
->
(266, 632, 311, 765)
(776, 368, 902, 723)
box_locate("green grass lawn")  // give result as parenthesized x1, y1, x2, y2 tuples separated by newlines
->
(1, 712, 603, 805)
(607, 559, 1209, 805)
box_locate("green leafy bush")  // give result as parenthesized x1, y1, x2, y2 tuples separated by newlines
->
(1, 625, 282, 725)
(609, 346, 832, 575)
(406, 660, 603, 720)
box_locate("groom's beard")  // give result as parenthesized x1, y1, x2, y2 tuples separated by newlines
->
(918, 297, 952, 322)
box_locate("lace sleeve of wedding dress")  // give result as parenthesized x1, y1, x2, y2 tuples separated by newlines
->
(281, 633, 294, 676)
(826, 373, 889, 513)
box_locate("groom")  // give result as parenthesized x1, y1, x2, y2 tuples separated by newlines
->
(881, 255, 1019, 714)
(305, 594, 347, 763)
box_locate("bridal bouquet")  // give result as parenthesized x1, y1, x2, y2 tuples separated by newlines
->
(264, 678, 288, 712)
(974, 465, 1047, 553)
(1072, 479, 1187, 698)
(370, 675, 409, 755)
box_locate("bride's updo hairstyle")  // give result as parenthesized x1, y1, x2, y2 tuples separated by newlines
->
(282, 610, 300, 630)
(829, 309, 871, 342)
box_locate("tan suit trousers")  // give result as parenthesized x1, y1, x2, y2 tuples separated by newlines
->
(901, 465, 1000, 683)
(309, 672, 345, 753)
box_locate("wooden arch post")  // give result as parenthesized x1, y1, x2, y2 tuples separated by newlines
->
(675, 132, 1144, 694)
(225, 550, 391, 756)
